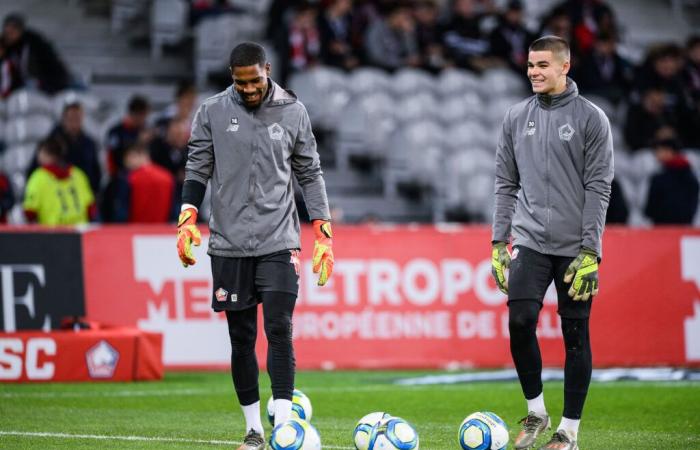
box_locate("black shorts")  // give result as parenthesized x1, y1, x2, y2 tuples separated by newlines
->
(210, 249, 300, 312)
(507, 245, 593, 319)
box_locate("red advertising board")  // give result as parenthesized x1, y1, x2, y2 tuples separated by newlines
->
(80, 225, 700, 369)
(0, 328, 163, 382)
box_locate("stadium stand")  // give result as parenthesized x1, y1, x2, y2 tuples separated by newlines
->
(0, 0, 697, 226)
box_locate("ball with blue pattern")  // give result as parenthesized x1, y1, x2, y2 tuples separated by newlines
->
(269, 418, 321, 450)
(367, 416, 419, 450)
(267, 389, 313, 426)
(458, 411, 509, 450)
(354, 412, 392, 450)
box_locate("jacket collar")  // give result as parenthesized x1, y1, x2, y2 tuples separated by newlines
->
(536, 77, 578, 109)
(228, 79, 298, 109)
(42, 164, 71, 179)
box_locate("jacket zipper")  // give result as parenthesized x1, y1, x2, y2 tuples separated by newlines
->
(247, 111, 257, 252)
(544, 108, 551, 253)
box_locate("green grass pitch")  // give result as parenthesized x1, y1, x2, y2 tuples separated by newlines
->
(1, 371, 699, 449)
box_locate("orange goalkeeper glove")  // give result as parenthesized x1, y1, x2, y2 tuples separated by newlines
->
(176, 207, 201, 267)
(312, 220, 334, 286)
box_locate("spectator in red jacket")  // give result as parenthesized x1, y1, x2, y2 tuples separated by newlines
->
(125, 144, 174, 223)
(101, 144, 174, 223)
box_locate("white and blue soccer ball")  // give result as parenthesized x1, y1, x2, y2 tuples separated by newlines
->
(269, 418, 321, 450)
(354, 412, 392, 450)
(458, 411, 509, 450)
(267, 389, 313, 425)
(367, 416, 419, 450)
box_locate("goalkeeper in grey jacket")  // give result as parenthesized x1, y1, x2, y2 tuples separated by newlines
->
(176, 42, 332, 450)
(490, 35, 613, 450)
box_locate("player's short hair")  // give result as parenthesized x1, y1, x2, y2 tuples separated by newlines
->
(529, 35, 570, 62)
(128, 95, 150, 114)
(38, 137, 67, 161)
(229, 42, 267, 68)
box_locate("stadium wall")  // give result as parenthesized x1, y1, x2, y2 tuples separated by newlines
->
(2, 225, 700, 370)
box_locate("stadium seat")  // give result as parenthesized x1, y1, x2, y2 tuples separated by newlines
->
(2, 144, 36, 175)
(195, 16, 239, 86)
(335, 93, 397, 169)
(436, 68, 481, 99)
(5, 116, 55, 146)
(444, 121, 492, 152)
(384, 120, 445, 195)
(348, 67, 391, 97)
(481, 68, 528, 97)
(459, 91, 486, 123)
(391, 68, 435, 97)
(289, 67, 349, 130)
(151, 0, 189, 60)
(6, 90, 54, 117)
(437, 97, 471, 126)
(630, 149, 660, 183)
(111, 0, 146, 33)
(485, 96, 522, 127)
(463, 171, 495, 222)
(394, 93, 438, 124)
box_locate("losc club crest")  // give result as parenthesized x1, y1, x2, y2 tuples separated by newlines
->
(86, 340, 119, 378)
(268, 123, 284, 141)
(558, 123, 575, 141)
(215, 287, 228, 302)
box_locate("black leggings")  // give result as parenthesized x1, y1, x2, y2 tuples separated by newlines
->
(225, 291, 297, 406)
(509, 300, 592, 419)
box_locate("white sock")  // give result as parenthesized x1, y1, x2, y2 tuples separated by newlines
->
(558, 417, 580, 440)
(526, 392, 547, 416)
(241, 401, 264, 436)
(273, 399, 293, 427)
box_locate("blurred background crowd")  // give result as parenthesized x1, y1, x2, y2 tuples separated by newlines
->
(0, 0, 698, 227)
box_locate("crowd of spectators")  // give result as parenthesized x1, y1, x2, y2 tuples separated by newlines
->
(0, 0, 698, 226)
(266, 0, 700, 224)
(0, 80, 196, 226)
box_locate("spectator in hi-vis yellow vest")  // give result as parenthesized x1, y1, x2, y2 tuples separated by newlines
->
(24, 137, 95, 225)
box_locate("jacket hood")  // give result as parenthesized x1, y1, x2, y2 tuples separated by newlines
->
(228, 79, 298, 108)
(537, 77, 578, 109)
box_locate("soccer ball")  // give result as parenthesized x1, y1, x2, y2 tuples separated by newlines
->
(367, 416, 419, 450)
(354, 412, 392, 450)
(458, 411, 509, 450)
(267, 389, 313, 425)
(269, 418, 321, 450)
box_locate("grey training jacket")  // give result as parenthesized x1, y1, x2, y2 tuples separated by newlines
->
(492, 78, 614, 257)
(185, 80, 330, 257)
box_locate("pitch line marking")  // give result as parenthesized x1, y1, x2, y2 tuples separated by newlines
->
(0, 430, 356, 449)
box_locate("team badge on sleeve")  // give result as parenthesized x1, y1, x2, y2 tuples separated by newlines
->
(215, 287, 228, 302)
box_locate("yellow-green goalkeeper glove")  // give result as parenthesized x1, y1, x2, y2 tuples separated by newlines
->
(176, 207, 201, 268)
(563, 247, 599, 301)
(491, 241, 511, 294)
(312, 219, 334, 286)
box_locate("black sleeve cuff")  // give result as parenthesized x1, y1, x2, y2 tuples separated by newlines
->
(182, 179, 206, 209)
